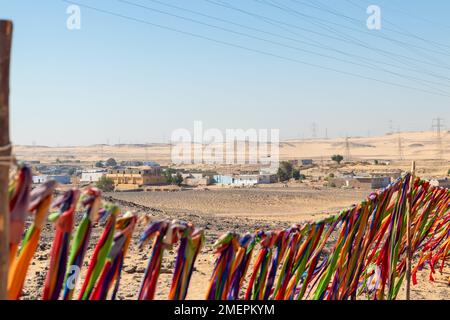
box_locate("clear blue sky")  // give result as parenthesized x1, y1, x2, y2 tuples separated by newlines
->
(1, 0, 449, 145)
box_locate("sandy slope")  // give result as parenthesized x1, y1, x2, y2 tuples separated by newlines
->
(13, 131, 450, 164)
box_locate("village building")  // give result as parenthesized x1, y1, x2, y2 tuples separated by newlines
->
(430, 178, 450, 188)
(233, 174, 259, 186)
(258, 173, 278, 184)
(182, 173, 213, 187)
(33, 175, 71, 185)
(80, 169, 107, 183)
(213, 175, 234, 185)
(331, 175, 391, 189)
(300, 159, 313, 166)
(213, 172, 277, 186)
(288, 159, 313, 167)
(106, 167, 166, 189)
(143, 161, 160, 167)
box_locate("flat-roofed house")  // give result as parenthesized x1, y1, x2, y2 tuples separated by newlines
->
(106, 167, 166, 189)
(33, 175, 71, 185)
(80, 169, 107, 183)
(233, 174, 259, 186)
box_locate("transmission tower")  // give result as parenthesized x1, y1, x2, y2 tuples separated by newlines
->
(432, 118, 444, 160)
(345, 136, 351, 161)
(397, 129, 404, 161)
(32, 141, 36, 161)
(388, 120, 394, 135)
(311, 122, 317, 139)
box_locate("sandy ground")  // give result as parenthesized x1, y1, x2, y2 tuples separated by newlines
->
(21, 186, 449, 300)
(105, 186, 371, 221)
(13, 131, 450, 166)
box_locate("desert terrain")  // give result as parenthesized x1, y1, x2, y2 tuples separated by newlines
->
(13, 130, 450, 165)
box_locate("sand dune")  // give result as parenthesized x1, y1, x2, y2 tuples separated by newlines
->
(13, 131, 450, 164)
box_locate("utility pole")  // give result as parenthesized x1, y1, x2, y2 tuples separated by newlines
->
(0, 20, 13, 301)
(432, 118, 444, 160)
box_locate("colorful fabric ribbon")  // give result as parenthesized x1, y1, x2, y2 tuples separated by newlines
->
(62, 188, 102, 300)
(7, 180, 56, 299)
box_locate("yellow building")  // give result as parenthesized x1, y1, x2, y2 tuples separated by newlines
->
(106, 167, 166, 189)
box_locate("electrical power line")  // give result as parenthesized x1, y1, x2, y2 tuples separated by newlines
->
(145, 0, 450, 87)
(59, 0, 450, 98)
(302, 0, 450, 70)
(299, 0, 450, 63)
(252, 0, 450, 73)
(119, 0, 450, 94)
(376, 0, 450, 32)
(268, 0, 450, 62)
(343, 0, 450, 52)
(205, 0, 450, 83)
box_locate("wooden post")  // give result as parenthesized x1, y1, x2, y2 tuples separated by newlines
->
(0, 20, 13, 301)
(405, 160, 416, 300)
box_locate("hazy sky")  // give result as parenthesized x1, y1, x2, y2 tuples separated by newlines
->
(2, 0, 449, 145)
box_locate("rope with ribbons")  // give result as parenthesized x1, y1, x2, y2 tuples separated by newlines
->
(206, 175, 449, 300)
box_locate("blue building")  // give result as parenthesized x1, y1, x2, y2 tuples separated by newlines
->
(213, 175, 234, 185)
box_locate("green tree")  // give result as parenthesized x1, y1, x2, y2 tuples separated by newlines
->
(293, 169, 301, 180)
(105, 158, 117, 167)
(67, 168, 76, 176)
(164, 168, 176, 184)
(173, 173, 184, 186)
(277, 161, 294, 182)
(331, 154, 344, 164)
(96, 176, 115, 192)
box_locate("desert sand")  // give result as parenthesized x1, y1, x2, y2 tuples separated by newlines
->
(13, 131, 450, 165)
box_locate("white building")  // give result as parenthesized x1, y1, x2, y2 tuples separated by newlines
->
(430, 178, 450, 188)
(80, 169, 107, 183)
(33, 175, 47, 184)
(233, 174, 259, 186)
